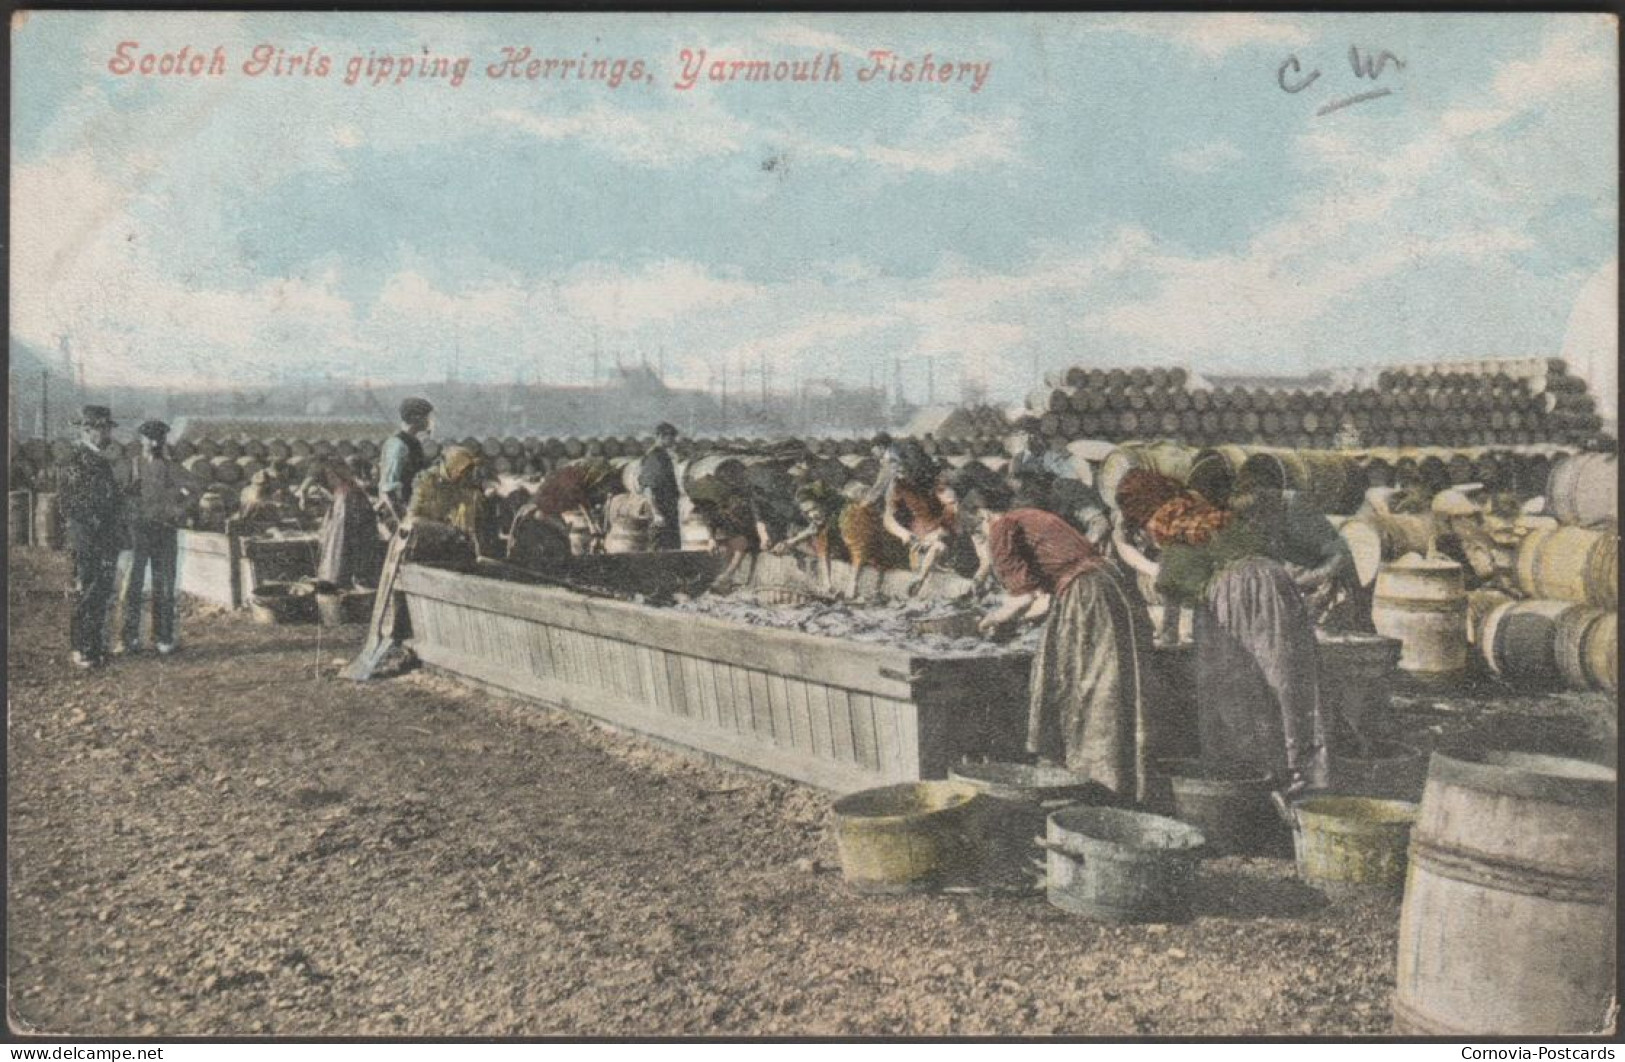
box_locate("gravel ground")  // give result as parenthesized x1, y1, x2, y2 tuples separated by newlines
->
(6, 548, 1613, 1038)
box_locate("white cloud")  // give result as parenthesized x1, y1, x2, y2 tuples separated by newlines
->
(1494, 15, 1615, 103)
(558, 261, 761, 330)
(754, 22, 868, 57)
(487, 100, 752, 168)
(1168, 139, 1245, 175)
(866, 116, 1020, 175)
(1099, 13, 1313, 60)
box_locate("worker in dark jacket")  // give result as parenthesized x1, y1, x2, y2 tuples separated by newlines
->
(58, 406, 122, 668)
(378, 397, 434, 526)
(638, 422, 682, 550)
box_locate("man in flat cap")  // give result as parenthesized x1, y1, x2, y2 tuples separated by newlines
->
(58, 406, 121, 668)
(638, 421, 682, 550)
(116, 420, 194, 655)
(379, 397, 435, 527)
(345, 396, 435, 680)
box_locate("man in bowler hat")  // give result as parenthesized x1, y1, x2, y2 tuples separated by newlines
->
(58, 406, 122, 668)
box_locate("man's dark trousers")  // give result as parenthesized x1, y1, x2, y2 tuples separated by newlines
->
(70, 532, 120, 661)
(122, 521, 179, 647)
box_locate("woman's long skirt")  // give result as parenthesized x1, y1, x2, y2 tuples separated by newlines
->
(1026, 564, 1155, 801)
(1193, 556, 1328, 787)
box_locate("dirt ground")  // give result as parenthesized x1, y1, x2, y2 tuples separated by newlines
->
(6, 547, 1614, 1038)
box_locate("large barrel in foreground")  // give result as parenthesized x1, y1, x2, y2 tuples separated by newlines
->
(1395, 751, 1616, 1036)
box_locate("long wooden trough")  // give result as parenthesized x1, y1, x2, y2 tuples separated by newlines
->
(399, 557, 1397, 793)
(399, 562, 1035, 792)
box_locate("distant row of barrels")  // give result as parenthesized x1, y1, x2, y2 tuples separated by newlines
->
(1030, 382, 1587, 418)
(12, 432, 1009, 470)
(1094, 443, 1610, 517)
(1025, 358, 1608, 449)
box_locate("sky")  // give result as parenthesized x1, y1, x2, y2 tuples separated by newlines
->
(10, 11, 1619, 403)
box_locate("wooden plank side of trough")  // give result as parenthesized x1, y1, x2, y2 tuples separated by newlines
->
(399, 563, 921, 701)
(413, 641, 901, 794)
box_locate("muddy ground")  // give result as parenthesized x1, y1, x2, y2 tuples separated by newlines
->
(6, 547, 1614, 1038)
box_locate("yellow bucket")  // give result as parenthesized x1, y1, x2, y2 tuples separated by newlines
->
(1280, 794, 1418, 895)
(832, 782, 983, 893)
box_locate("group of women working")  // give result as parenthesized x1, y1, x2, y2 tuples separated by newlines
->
(967, 456, 1348, 805)
(311, 431, 1351, 804)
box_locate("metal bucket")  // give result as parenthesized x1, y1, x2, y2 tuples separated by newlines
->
(1275, 793, 1418, 895)
(1150, 759, 1282, 856)
(831, 782, 984, 894)
(948, 762, 1112, 894)
(1038, 806, 1206, 923)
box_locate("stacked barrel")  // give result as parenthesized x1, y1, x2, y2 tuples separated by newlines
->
(1370, 366, 1604, 447)
(1467, 451, 1618, 694)
(1023, 359, 1610, 452)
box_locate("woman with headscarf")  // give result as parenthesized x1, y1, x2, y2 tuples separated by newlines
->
(838, 440, 912, 598)
(773, 482, 850, 592)
(1139, 467, 1330, 794)
(405, 445, 491, 570)
(966, 485, 1155, 802)
(1111, 469, 1194, 646)
(315, 458, 385, 588)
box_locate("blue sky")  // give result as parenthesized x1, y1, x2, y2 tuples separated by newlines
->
(11, 12, 1618, 403)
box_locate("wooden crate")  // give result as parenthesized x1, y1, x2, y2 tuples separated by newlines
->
(399, 563, 1032, 792)
(239, 536, 320, 596)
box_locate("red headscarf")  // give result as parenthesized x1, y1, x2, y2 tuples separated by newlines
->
(1115, 469, 1186, 530)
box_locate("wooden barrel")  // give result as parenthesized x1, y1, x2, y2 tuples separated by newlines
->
(1097, 443, 1196, 509)
(1480, 599, 1583, 688)
(1395, 751, 1616, 1036)
(1552, 606, 1612, 693)
(1339, 513, 1435, 587)
(32, 492, 62, 550)
(1372, 557, 1468, 684)
(1546, 453, 1617, 528)
(210, 456, 242, 485)
(682, 455, 748, 501)
(9, 490, 32, 547)
(1580, 611, 1617, 693)
(1465, 589, 1514, 651)
(1515, 526, 1617, 609)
